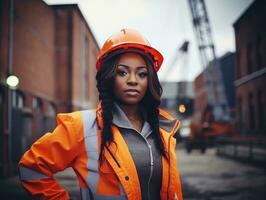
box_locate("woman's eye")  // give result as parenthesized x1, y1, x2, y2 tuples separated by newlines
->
(117, 70, 127, 76)
(138, 72, 148, 78)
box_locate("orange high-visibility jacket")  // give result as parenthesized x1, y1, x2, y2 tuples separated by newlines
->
(18, 105, 183, 200)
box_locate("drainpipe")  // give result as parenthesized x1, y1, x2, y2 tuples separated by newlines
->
(7, 0, 14, 164)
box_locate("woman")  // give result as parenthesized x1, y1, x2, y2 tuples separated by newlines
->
(19, 29, 183, 200)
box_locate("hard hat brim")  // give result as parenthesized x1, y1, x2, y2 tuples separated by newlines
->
(96, 43, 163, 72)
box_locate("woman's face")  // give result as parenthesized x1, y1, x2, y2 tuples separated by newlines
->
(113, 52, 148, 105)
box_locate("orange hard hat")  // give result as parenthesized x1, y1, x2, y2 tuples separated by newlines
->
(96, 28, 164, 72)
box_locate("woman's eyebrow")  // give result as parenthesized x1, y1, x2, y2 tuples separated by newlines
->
(117, 64, 147, 70)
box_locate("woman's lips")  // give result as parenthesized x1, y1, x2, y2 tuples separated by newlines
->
(124, 89, 140, 96)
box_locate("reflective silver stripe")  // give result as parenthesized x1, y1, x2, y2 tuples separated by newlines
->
(119, 183, 126, 196)
(81, 188, 126, 200)
(80, 110, 127, 200)
(93, 194, 127, 200)
(81, 110, 100, 194)
(81, 188, 91, 200)
(19, 166, 50, 181)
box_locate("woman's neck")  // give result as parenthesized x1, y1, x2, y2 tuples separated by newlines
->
(117, 103, 143, 132)
(118, 103, 140, 119)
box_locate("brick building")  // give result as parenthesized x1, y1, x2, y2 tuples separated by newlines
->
(193, 71, 207, 123)
(193, 52, 236, 123)
(234, 0, 266, 136)
(0, 0, 99, 176)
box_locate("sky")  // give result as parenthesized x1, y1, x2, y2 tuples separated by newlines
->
(44, 0, 254, 82)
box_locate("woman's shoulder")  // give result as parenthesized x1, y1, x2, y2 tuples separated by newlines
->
(56, 109, 97, 131)
(56, 110, 82, 124)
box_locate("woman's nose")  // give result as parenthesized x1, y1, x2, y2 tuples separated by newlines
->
(127, 73, 137, 85)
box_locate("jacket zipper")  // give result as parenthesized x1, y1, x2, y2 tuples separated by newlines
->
(140, 137, 153, 200)
(129, 126, 154, 200)
(147, 143, 153, 200)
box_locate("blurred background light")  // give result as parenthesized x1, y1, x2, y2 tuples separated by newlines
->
(6, 75, 19, 88)
(179, 104, 186, 113)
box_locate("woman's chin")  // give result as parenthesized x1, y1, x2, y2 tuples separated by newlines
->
(118, 98, 142, 106)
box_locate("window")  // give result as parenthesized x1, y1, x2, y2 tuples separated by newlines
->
(80, 22, 90, 105)
(12, 91, 24, 109)
(46, 102, 56, 117)
(237, 97, 243, 128)
(236, 50, 242, 78)
(80, 27, 89, 106)
(257, 90, 265, 130)
(0, 89, 3, 105)
(248, 93, 255, 130)
(247, 43, 253, 74)
(256, 36, 262, 70)
(32, 97, 42, 112)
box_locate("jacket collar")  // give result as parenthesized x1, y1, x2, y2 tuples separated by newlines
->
(112, 102, 152, 137)
(159, 108, 180, 137)
(96, 102, 180, 136)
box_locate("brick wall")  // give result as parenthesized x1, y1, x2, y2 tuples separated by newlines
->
(234, 1, 266, 135)
(0, 0, 99, 176)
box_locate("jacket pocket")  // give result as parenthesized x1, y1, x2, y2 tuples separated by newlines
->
(99, 157, 115, 174)
(98, 158, 121, 195)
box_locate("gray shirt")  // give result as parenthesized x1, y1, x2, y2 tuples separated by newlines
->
(112, 103, 162, 200)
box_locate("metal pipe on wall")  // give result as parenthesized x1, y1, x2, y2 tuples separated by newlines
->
(7, 0, 14, 164)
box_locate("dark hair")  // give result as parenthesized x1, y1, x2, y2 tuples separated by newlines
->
(96, 52, 165, 163)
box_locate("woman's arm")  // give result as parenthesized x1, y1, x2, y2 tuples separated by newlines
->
(18, 112, 83, 200)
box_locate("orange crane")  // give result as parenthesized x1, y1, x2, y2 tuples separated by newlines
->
(184, 0, 239, 153)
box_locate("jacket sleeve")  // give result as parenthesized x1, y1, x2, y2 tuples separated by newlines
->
(18, 111, 84, 200)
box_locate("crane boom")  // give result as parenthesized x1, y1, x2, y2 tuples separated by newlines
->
(187, 0, 229, 121)
(188, 0, 216, 67)
(162, 41, 189, 80)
